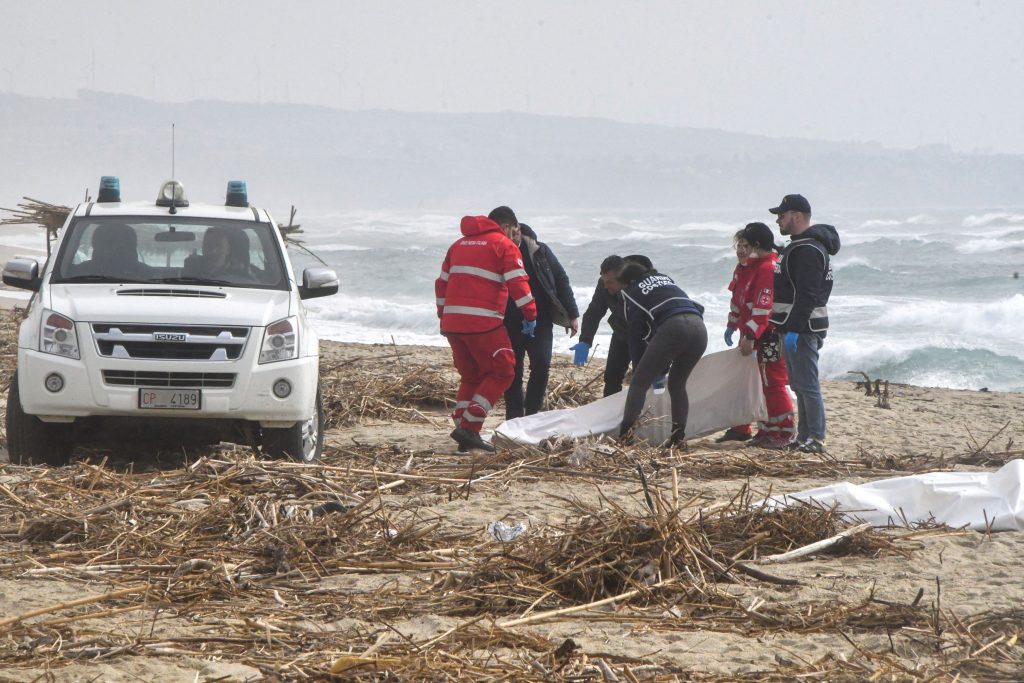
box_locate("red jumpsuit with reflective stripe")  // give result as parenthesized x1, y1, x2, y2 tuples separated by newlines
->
(727, 253, 794, 440)
(435, 216, 537, 433)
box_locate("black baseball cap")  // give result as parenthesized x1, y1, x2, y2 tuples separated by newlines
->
(769, 194, 811, 215)
(740, 222, 775, 251)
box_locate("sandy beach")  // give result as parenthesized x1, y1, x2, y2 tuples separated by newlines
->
(0, 311, 1023, 681)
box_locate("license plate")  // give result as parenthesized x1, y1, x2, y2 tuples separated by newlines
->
(138, 388, 201, 410)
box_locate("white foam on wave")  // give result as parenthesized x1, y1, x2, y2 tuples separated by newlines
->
(312, 318, 449, 347)
(962, 212, 1024, 228)
(873, 294, 1024, 356)
(818, 338, 914, 379)
(311, 243, 372, 252)
(304, 293, 439, 334)
(858, 219, 903, 228)
(955, 237, 1024, 254)
(854, 214, 937, 230)
(832, 255, 882, 272)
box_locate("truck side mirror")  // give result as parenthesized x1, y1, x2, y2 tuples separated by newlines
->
(298, 267, 339, 300)
(2, 258, 42, 292)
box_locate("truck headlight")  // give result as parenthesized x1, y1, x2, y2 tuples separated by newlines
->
(41, 310, 80, 359)
(259, 317, 298, 364)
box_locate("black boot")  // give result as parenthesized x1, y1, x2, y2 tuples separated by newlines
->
(666, 423, 687, 450)
(618, 422, 637, 445)
(451, 427, 496, 453)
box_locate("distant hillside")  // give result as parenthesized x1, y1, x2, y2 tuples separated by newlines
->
(1, 90, 1021, 212)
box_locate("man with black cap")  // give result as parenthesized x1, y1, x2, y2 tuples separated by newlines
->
(768, 194, 841, 454)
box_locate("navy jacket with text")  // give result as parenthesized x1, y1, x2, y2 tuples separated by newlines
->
(621, 271, 704, 367)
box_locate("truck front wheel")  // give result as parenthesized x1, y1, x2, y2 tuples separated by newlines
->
(5, 372, 70, 466)
(261, 385, 324, 463)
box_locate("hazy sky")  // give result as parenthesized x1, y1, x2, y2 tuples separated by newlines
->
(2, 0, 1022, 154)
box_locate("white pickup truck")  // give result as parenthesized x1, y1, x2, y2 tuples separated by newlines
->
(3, 178, 338, 465)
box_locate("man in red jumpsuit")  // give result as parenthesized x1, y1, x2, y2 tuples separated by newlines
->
(436, 215, 538, 452)
(724, 222, 796, 448)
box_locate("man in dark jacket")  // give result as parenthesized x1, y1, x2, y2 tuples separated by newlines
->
(573, 255, 636, 396)
(769, 194, 841, 455)
(490, 206, 580, 419)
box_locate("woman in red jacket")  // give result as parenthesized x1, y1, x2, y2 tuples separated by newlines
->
(721, 223, 795, 448)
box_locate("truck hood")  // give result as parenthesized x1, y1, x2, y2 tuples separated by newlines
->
(46, 284, 294, 327)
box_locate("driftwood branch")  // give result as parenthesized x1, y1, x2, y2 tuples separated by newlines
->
(757, 522, 873, 564)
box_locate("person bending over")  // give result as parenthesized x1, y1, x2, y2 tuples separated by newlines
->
(573, 254, 653, 396)
(617, 260, 707, 448)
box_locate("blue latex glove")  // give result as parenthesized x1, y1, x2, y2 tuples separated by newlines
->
(783, 331, 799, 354)
(521, 318, 537, 339)
(652, 373, 667, 390)
(724, 328, 735, 347)
(570, 342, 590, 366)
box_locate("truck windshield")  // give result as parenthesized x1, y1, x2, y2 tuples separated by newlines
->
(51, 217, 289, 289)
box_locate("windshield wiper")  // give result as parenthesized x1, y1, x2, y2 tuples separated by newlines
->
(155, 276, 234, 286)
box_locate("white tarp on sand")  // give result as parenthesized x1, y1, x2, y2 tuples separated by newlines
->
(777, 459, 1024, 531)
(495, 349, 768, 446)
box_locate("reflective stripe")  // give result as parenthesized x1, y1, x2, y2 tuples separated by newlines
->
(744, 320, 760, 333)
(439, 271, 449, 281)
(514, 293, 534, 307)
(463, 412, 486, 423)
(455, 400, 469, 409)
(759, 424, 796, 434)
(443, 305, 503, 319)
(773, 302, 793, 313)
(450, 265, 502, 282)
(471, 394, 493, 412)
(752, 307, 771, 316)
(436, 298, 445, 306)
(493, 346, 513, 358)
(811, 306, 828, 319)
(503, 268, 528, 281)
(764, 412, 794, 424)
(729, 303, 740, 313)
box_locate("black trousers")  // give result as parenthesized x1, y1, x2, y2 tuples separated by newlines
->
(603, 333, 631, 396)
(503, 321, 555, 419)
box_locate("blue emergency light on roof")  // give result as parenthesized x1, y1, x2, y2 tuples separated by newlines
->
(225, 180, 249, 207)
(97, 176, 121, 203)
(155, 180, 189, 208)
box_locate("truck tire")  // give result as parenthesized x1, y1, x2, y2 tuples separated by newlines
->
(5, 372, 70, 466)
(262, 385, 324, 463)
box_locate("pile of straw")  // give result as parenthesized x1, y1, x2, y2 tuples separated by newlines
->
(320, 354, 458, 427)
(0, 452, 1018, 680)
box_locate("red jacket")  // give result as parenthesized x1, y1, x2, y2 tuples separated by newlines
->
(726, 253, 776, 340)
(436, 216, 537, 334)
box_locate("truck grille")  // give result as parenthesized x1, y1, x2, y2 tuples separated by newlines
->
(103, 371, 236, 388)
(92, 324, 250, 361)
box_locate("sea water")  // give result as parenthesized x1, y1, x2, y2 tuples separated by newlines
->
(292, 208, 1024, 393)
